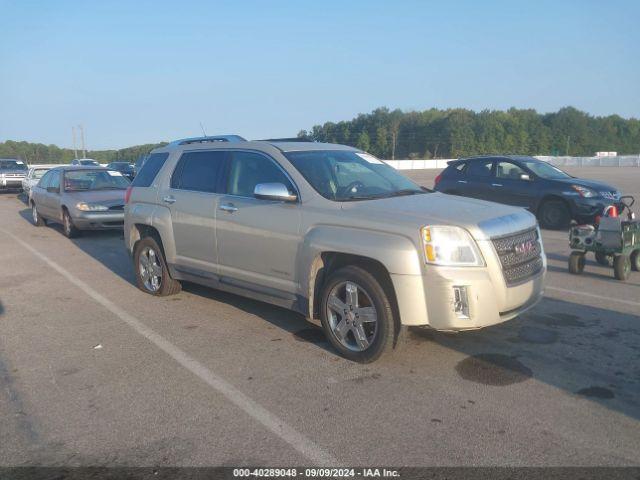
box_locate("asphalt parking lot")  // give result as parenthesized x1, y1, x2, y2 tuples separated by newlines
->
(0, 167, 639, 467)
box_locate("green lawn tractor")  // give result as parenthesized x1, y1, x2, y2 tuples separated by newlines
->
(568, 196, 640, 281)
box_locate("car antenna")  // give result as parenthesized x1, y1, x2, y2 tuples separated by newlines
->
(199, 122, 207, 136)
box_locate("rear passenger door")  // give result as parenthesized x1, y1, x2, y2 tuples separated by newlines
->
(464, 159, 495, 200)
(161, 150, 227, 275)
(216, 150, 302, 298)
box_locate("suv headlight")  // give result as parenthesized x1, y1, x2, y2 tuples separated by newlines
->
(571, 185, 597, 198)
(76, 202, 108, 211)
(421, 226, 484, 266)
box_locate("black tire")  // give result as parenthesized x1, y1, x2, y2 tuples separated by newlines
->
(133, 236, 182, 296)
(568, 251, 585, 274)
(62, 208, 80, 238)
(319, 265, 395, 363)
(631, 250, 640, 272)
(31, 203, 45, 226)
(595, 251, 613, 267)
(613, 255, 631, 281)
(538, 199, 571, 230)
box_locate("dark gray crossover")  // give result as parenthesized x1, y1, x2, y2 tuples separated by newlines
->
(30, 166, 130, 238)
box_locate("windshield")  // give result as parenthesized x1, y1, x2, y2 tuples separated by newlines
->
(522, 160, 572, 180)
(33, 168, 50, 179)
(64, 169, 130, 191)
(0, 160, 27, 171)
(284, 150, 426, 201)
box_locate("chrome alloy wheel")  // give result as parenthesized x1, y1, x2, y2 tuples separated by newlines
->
(63, 212, 72, 236)
(326, 281, 378, 352)
(32, 205, 38, 223)
(139, 246, 163, 292)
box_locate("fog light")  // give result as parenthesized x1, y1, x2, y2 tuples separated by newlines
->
(453, 286, 470, 319)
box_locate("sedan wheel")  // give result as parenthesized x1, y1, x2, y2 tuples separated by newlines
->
(32, 204, 45, 226)
(326, 281, 378, 352)
(138, 246, 163, 293)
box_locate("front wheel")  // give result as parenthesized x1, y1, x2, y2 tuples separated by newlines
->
(538, 200, 571, 230)
(613, 255, 631, 281)
(568, 251, 585, 274)
(62, 209, 80, 238)
(31, 203, 45, 226)
(320, 265, 395, 363)
(133, 237, 182, 296)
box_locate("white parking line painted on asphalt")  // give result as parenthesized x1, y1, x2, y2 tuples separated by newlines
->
(546, 286, 640, 307)
(3, 230, 338, 466)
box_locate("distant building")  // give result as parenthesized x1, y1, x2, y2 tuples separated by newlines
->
(595, 151, 617, 157)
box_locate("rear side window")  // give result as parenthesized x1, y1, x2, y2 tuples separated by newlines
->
(131, 152, 169, 187)
(466, 160, 493, 178)
(171, 150, 226, 193)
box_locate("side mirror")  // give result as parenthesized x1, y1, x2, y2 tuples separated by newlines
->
(520, 173, 532, 181)
(254, 183, 297, 202)
(47, 186, 59, 193)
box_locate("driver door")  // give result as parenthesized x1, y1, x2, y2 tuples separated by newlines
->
(216, 151, 302, 298)
(493, 161, 537, 209)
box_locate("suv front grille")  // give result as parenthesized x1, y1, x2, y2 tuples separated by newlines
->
(492, 227, 543, 286)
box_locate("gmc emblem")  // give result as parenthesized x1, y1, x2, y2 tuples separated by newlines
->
(514, 240, 536, 255)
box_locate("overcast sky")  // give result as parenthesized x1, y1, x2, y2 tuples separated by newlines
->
(1, 0, 639, 150)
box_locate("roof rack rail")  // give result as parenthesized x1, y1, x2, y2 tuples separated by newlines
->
(257, 137, 313, 142)
(168, 135, 247, 146)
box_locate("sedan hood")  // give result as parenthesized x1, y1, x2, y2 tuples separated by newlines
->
(65, 189, 126, 206)
(341, 192, 538, 240)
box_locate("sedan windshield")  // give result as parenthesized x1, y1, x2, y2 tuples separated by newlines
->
(33, 168, 50, 179)
(0, 160, 27, 170)
(64, 169, 130, 191)
(284, 150, 426, 201)
(522, 160, 572, 180)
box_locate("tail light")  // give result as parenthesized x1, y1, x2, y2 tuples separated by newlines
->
(434, 173, 443, 187)
(124, 185, 133, 204)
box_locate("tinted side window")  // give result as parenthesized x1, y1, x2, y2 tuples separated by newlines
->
(171, 150, 225, 193)
(132, 152, 169, 187)
(466, 160, 493, 178)
(227, 151, 293, 198)
(49, 171, 61, 189)
(39, 171, 53, 188)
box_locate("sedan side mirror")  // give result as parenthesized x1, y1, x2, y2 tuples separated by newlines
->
(254, 183, 297, 202)
(520, 173, 532, 181)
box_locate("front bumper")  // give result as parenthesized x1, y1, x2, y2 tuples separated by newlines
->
(0, 178, 25, 190)
(72, 211, 124, 230)
(570, 197, 622, 223)
(390, 240, 546, 330)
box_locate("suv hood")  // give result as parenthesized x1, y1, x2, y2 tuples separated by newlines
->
(552, 177, 619, 194)
(0, 169, 27, 175)
(340, 192, 538, 240)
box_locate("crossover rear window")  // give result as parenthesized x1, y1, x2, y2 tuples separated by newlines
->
(131, 153, 169, 187)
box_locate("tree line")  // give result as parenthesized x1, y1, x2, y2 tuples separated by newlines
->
(1, 106, 639, 164)
(299, 106, 640, 159)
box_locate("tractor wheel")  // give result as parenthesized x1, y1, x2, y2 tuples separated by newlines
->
(631, 250, 640, 272)
(613, 255, 631, 281)
(568, 251, 585, 275)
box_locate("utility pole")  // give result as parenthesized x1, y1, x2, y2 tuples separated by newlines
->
(72, 126, 78, 159)
(78, 124, 87, 158)
(566, 135, 570, 156)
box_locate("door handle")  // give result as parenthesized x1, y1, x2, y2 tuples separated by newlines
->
(163, 195, 176, 204)
(219, 203, 238, 213)
(457, 180, 468, 184)
(491, 183, 503, 187)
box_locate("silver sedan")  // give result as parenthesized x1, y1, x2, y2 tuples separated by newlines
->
(30, 166, 130, 238)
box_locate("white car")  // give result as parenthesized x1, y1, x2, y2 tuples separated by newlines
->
(22, 166, 54, 198)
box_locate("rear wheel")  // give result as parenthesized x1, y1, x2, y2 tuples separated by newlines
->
(320, 265, 395, 363)
(630, 250, 640, 272)
(595, 251, 613, 266)
(568, 251, 585, 274)
(31, 203, 45, 226)
(539, 200, 571, 230)
(613, 255, 631, 281)
(134, 237, 181, 296)
(62, 209, 80, 238)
